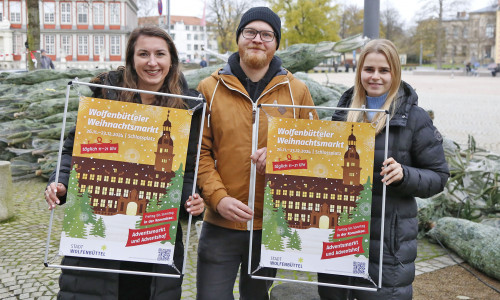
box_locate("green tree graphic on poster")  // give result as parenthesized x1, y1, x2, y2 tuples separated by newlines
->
(91, 217, 106, 238)
(348, 178, 372, 258)
(62, 166, 80, 233)
(267, 224, 284, 251)
(287, 229, 302, 250)
(136, 197, 160, 229)
(276, 204, 291, 238)
(329, 210, 351, 242)
(157, 164, 184, 245)
(79, 189, 96, 225)
(262, 183, 276, 246)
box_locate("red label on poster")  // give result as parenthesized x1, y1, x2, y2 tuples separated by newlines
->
(321, 237, 364, 259)
(140, 208, 178, 226)
(81, 137, 118, 154)
(125, 224, 170, 247)
(333, 221, 369, 239)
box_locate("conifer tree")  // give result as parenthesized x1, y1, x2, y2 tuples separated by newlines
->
(62, 166, 80, 233)
(275, 204, 291, 238)
(90, 217, 106, 238)
(157, 164, 184, 245)
(79, 188, 96, 225)
(349, 177, 372, 258)
(262, 183, 276, 246)
(287, 229, 302, 250)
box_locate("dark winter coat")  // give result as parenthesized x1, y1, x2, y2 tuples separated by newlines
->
(48, 68, 204, 299)
(318, 81, 449, 300)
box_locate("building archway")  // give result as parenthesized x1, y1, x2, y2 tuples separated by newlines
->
(126, 202, 138, 215)
(319, 215, 330, 229)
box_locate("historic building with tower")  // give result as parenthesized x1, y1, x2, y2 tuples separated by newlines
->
(72, 112, 178, 216)
(267, 125, 366, 230)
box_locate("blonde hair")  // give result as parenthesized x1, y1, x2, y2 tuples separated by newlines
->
(347, 39, 402, 134)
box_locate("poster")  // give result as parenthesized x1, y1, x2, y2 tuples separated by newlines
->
(260, 117, 375, 277)
(58, 96, 192, 265)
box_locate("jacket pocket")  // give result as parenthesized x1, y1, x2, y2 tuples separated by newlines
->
(389, 213, 400, 255)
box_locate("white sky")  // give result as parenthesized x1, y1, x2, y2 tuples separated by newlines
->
(165, 0, 496, 27)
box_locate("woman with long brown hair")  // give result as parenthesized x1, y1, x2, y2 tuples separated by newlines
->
(44, 26, 204, 299)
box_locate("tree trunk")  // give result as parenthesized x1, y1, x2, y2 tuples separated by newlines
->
(26, 0, 40, 71)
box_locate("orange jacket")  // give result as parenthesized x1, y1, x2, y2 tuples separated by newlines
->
(197, 65, 318, 230)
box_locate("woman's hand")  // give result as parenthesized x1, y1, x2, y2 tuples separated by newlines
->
(250, 147, 267, 175)
(44, 182, 67, 210)
(380, 157, 404, 185)
(185, 193, 205, 216)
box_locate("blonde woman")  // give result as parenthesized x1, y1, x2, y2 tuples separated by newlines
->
(318, 39, 449, 300)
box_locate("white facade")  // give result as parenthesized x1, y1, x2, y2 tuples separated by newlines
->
(139, 15, 218, 64)
(0, 0, 138, 70)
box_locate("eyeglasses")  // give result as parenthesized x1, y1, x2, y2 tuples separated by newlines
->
(241, 28, 276, 42)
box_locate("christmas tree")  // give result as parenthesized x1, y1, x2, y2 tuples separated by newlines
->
(157, 164, 184, 245)
(79, 188, 96, 225)
(90, 217, 106, 238)
(287, 229, 302, 250)
(348, 177, 372, 258)
(262, 183, 276, 246)
(275, 203, 291, 238)
(63, 166, 88, 238)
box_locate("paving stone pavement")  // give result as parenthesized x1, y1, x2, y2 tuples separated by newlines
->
(1, 178, 463, 299)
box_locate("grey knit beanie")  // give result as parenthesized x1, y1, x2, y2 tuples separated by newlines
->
(236, 7, 281, 49)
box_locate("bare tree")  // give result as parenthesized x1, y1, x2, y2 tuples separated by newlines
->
(338, 4, 363, 39)
(417, 0, 467, 68)
(207, 0, 252, 53)
(137, 0, 157, 17)
(26, 0, 40, 70)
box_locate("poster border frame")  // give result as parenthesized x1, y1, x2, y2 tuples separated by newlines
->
(248, 103, 390, 291)
(43, 78, 206, 278)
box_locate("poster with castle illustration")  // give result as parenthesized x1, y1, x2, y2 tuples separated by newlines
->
(261, 117, 375, 277)
(58, 96, 192, 265)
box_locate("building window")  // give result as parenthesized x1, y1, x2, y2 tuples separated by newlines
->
(107, 200, 113, 208)
(94, 35, 104, 55)
(111, 176, 116, 183)
(302, 191, 307, 197)
(139, 191, 144, 199)
(44, 2, 55, 23)
(104, 175, 109, 182)
(109, 188, 115, 196)
(110, 3, 120, 25)
(13, 34, 23, 54)
(294, 214, 299, 222)
(61, 2, 71, 24)
(10, 1, 21, 23)
(93, 198, 99, 206)
(276, 189, 281, 196)
(96, 174, 102, 181)
(146, 192, 151, 199)
(95, 186, 100, 194)
(275, 200, 280, 208)
(118, 177, 123, 184)
(102, 187, 108, 195)
(309, 192, 314, 198)
(301, 202, 306, 210)
(315, 203, 320, 211)
(0, 4, 3, 21)
(308, 203, 313, 210)
(78, 35, 88, 55)
(187, 44, 192, 50)
(77, 3, 88, 24)
(316, 192, 321, 198)
(288, 201, 293, 209)
(87, 186, 93, 193)
(283, 190, 287, 196)
(330, 205, 334, 212)
(140, 179, 145, 186)
(133, 179, 138, 185)
(281, 200, 286, 208)
(295, 202, 300, 209)
(486, 24, 494, 38)
(125, 178, 131, 184)
(116, 188, 121, 197)
(463, 27, 468, 39)
(187, 34, 191, 40)
(44, 34, 55, 54)
(93, 2, 104, 24)
(61, 35, 72, 56)
(287, 213, 292, 220)
(79, 185, 86, 193)
(124, 189, 129, 197)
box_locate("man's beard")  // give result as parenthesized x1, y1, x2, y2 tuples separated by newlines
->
(239, 46, 273, 69)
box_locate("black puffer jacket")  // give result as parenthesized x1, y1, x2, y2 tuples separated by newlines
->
(48, 68, 204, 299)
(319, 81, 449, 300)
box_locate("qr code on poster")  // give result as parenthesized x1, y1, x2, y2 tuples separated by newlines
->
(353, 261, 366, 274)
(157, 248, 171, 262)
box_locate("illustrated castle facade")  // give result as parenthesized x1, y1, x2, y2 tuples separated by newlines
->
(267, 125, 366, 230)
(72, 112, 178, 216)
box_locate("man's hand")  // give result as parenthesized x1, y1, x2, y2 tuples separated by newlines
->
(216, 196, 253, 222)
(44, 182, 67, 210)
(250, 147, 267, 175)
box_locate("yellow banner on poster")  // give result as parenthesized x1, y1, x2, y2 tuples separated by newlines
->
(266, 118, 375, 184)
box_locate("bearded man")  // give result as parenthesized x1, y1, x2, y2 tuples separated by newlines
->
(196, 7, 318, 300)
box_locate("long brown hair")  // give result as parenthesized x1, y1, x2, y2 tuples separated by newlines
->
(347, 39, 402, 134)
(119, 26, 185, 108)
